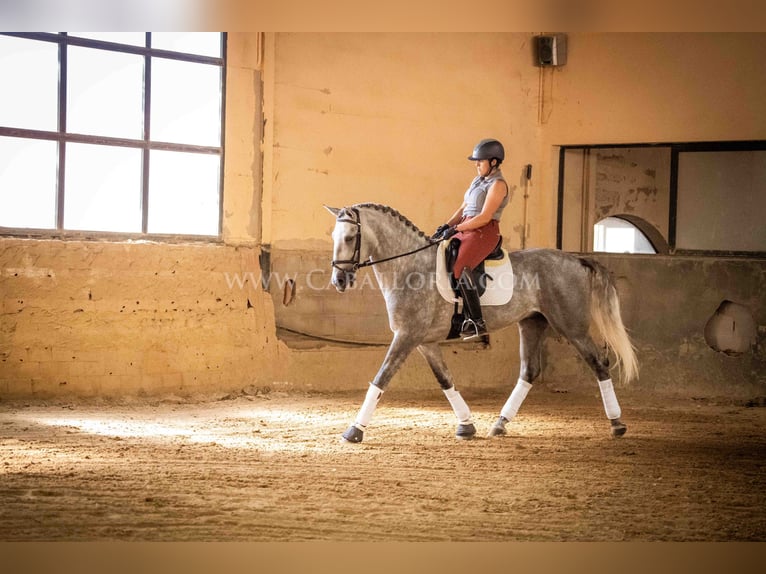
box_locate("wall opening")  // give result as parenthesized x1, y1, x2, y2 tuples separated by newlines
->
(593, 215, 659, 254)
(558, 141, 766, 256)
(704, 300, 757, 356)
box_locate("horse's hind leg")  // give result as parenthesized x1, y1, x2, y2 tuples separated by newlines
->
(488, 313, 548, 437)
(568, 334, 627, 437)
(417, 343, 476, 440)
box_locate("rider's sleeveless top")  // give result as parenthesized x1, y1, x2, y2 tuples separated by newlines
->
(462, 169, 508, 221)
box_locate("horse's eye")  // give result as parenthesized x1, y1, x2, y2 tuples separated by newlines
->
(344, 236, 354, 243)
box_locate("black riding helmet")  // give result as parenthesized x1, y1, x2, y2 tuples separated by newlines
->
(467, 138, 505, 165)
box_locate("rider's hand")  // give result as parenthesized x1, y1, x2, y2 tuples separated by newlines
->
(431, 224, 450, 240)
(441, 226, 458, 240)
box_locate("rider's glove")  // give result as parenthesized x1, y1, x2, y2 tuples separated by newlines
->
(431, 224, 450, 240)
(441, 226, 458, 240)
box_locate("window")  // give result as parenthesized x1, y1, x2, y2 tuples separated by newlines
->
(593, 216, 658, 254)
(0, 32, 225, 238)
(557, 141, 766, 256)
(675, 149, 766, 252)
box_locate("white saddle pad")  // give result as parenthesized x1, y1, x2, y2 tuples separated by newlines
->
(435, 241, 514, 306)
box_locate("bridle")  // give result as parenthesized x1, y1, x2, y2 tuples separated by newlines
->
(331, 207, 443, 284)
(331, 208, 365, 279)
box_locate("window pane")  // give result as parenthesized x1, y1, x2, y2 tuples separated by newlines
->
(677, 150, 766, 252)
(593, 217, 657, 254)
(151, 59, 221, 146)
(151, 33, 221, 57)
(148, 150, 219, 235)
(69, 33, 146, 47)
(64, 143, 142, 232)
(0, 137, 57, 229)
(67, 46, 144, 139)
(0, 36, 58, 131)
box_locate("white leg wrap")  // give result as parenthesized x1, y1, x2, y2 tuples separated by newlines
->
(355, 383, 384, 429)
(598, 378, 622, 420)
(443, 386, 473, 424)
(500, 379, 532, 422)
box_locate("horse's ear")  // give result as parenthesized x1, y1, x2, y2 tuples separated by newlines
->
(324, 205, 341, 217)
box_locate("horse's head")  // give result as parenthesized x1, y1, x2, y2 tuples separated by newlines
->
(325, 205, 362, 292)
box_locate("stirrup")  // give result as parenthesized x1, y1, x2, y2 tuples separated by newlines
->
(461, 318, 487, 340)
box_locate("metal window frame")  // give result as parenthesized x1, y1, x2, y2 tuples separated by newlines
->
(0, 32, 227, 242)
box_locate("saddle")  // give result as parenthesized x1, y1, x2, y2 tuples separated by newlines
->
(434, 238, 513, 308)
(442, 236, 508, 340)
(445, 236, 505, 298)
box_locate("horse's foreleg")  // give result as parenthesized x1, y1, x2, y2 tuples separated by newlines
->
(569, 334, 627, 437)
(341, 333, 420, 444)
(417, 343, 476, 440)
(489, 313, 548, 437)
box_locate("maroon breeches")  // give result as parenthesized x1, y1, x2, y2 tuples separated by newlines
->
(452, 217, 501, 279)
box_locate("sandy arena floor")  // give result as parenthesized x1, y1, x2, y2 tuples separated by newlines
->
(1, 387, 765, 541)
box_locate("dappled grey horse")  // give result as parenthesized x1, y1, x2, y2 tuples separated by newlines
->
(326, 203, 638, 443)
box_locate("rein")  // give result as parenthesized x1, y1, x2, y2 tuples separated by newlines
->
(332, 207, 443, 272)
(358, 240, 441, 268)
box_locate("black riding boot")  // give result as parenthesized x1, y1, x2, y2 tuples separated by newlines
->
(457, 267, 488, 340)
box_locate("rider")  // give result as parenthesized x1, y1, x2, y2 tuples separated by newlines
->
(432, 138, 510, 340)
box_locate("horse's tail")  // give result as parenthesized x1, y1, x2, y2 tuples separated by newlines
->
(584, 258, 639, 384)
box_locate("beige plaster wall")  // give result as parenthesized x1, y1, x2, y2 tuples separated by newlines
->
(536, 32, 766, 245)
(544, 254, 766, 397)
(264, 33, 542, 363)
(525, 33, 766, 394)
(0, 239, 285, 398)
(263, 33, 541, 251)
(2, 33, 765, 399)
(543, 33, 766, 146)
(222, 32, 265, 245)
(265, 33, 766, 396)
(263, 32, 766, 251)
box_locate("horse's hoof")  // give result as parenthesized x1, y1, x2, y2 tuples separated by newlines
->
(487, 424, 507, 437)
(342, 425, 364, 443)
(487, 417, 508, 437)
(610, 419, 627, 437)
(456, 423, 476, 440)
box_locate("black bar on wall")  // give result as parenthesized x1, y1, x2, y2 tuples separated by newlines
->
(217, 33, 228, 237)
(668, 147, 679, 252)
(56, 38, 67, 230)
(556, 146, 566, 250)
(141, 34, 152, 234)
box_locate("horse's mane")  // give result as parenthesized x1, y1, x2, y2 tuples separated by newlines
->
(350, 203, 428, 239)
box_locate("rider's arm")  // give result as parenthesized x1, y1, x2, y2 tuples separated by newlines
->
(445, 202, 466, 227)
